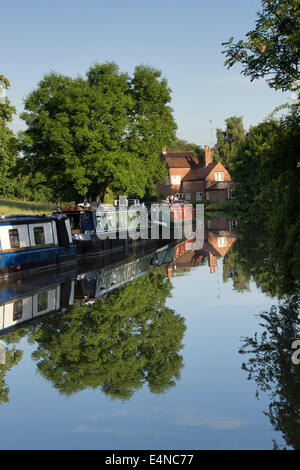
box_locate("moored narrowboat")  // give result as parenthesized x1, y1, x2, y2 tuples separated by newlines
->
(54, 198, 150, 256)
(151, 201, 193, 238)
(0, 214, 76, 280)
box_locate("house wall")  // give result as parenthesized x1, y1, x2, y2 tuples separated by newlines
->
(157, 167, 192, 198)
(205, 162, 231, 188)
(182, 180, 205, 202)
(208, 189, 228, 203)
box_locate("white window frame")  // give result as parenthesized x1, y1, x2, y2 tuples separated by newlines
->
(185, 193, 191, 201)
(215, 171, 224, 182)
(196, 192, 202, 201)
(218, 236, 227, 248)
(171, 175, 181, 185)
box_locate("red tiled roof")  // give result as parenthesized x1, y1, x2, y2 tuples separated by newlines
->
(162, 151, 199, 168)
(182, 162, 218, 181)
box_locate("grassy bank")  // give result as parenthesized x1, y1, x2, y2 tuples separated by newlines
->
(0, 198, 57, 216)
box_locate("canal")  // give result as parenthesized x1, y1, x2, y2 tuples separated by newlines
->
(0, 215, 298, 450)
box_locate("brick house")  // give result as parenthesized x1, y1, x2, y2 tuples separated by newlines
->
(157, 145, 234, 202)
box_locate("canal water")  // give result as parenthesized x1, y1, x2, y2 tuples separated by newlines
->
(0, 215, 297, 449)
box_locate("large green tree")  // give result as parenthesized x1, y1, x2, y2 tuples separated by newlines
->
(213, 116, 245, 171)
(0, 76, 18, 196)
(20, 62, 177, 201)
(222, 0, 300, 92)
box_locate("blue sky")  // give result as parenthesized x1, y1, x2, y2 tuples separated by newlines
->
(2, 0, 290, 146)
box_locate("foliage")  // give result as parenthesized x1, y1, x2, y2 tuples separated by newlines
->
(20, 62, 177, 202)
(167, 137, 205, 163)
(0, 76, 18, 197)
(213, 116, 245, 171)
(222, 0, 300, 92)
(27, 272, 186, 400)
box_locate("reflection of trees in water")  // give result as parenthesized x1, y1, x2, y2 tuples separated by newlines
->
(222, 219, 300, 298)
(0, 329, 26, 405)
(240, 296, 300, 449)
(27, 272, 186, 400)
(223, 245, 251, 293)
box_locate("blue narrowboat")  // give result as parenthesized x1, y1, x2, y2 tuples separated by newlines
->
(0, 214, 76, 280)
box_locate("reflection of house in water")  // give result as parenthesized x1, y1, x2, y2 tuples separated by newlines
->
(152, 218, 237, 277)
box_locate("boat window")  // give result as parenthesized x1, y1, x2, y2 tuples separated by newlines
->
(9, 229, 20, 249)
(13, 300, 23, 321)
(34, 227, 45, 245)
(37, 292, 48, 312)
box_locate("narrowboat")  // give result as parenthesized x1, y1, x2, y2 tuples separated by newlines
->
(0, 214, 76, 280)
(54, 198, 150, 256)
(151, 201, 193, 239)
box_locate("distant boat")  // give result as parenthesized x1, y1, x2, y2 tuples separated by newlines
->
(0, 214, 76, 280)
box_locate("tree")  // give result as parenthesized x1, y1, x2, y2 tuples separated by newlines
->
(213, 116, 245, 171)
(222, 0, 300, 92)
(20, 63, 177, 202)
(0, 76, 18, 196)
(167, 137, 205, 164)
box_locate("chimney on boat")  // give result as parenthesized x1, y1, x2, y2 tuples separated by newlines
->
(162, 146, 167, 155)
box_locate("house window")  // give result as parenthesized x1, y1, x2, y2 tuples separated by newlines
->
(218, 237, 227, 248)
(34, 227, 45, 245)
(13, 300, 23, 321)
(171, 175, 181, 185)
(196, 192, 202, 201)
(164, 175, 170, 185)
(37, 292, 48, 312)
(215, 172, 224, 182)
(9, 229, 20, 249)
(185, 193, 191, 201)
(206, 192, 210, 200)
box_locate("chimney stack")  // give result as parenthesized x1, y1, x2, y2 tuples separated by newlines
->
(162, 146, 167, 155)
(204, 145, 213, 166)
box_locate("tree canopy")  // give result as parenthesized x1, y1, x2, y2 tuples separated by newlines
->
(213, 116, 245, 171)
(0, 76, 18, 196)
(222, 0, 300, 92)
(20, 62, 177, 202)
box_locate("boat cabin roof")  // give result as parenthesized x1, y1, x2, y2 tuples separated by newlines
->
(0, 214, 56, 226)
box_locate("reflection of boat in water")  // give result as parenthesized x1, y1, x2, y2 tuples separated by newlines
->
(0, 217, 237, 334)
(151, 217, 238, 275)
(0, 214, 76, 280)
(0, 239, 165, 334)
